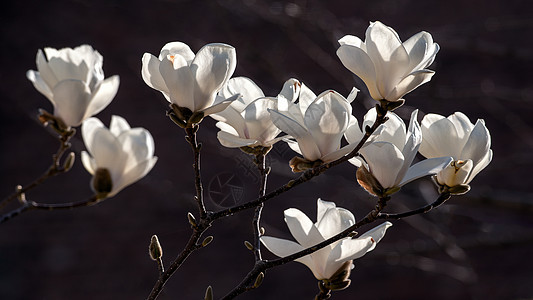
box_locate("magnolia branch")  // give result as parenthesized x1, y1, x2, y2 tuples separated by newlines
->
(148, 106, 387, 300)
(377, 192, 452, 220)
(0, 129, 75, 210)
(0, 195, 102, 224)
(252, 150, 269, 261)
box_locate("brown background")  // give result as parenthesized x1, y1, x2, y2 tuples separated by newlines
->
(1, 0, 533, 299)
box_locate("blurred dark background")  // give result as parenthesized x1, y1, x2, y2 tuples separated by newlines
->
(1, 0, 533, 299)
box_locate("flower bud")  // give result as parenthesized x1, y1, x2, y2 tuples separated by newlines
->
(436, 160, 473, 188)
(356, 165, 383, 197)
(62, 152, 76, 172)
(202, 236, 213, 247)
(149, 235, 163, 261)
(253, 272, 264, 288)
(244, 240, 254, 251)
(204, 286, 213, 300)
(91, 168, 112, 198)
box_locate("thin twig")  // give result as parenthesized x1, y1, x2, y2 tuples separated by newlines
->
(146, 125, 210, 300)
(252, 151, 268, 261)
(377, 192, 451, 220)
(185, 126, 207, 219)
(0, 195, 101, 224)
(0, 129, 75, 210)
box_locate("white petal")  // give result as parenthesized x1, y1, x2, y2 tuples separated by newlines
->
(82, 117, 105, 153)
(365, 21, 410, 99)
(269, 109, 322, 161)
(109, 115, 131, 137)
(304, 91, 351, 157)
(35, 49, 58, 88)
(419, 113, 460, 159)
(460, 119, 491, 166)
(344, 116, 363, 144)
(110, 157, 157, 197)
(448, 112, 474, 139)
(80, 151, 96, 175)
(278, 78, 301, 103)
(210, 106, 246, 137)
(386, 69, 434, 101)
(360, 142, 404, 189)
(316, 207, 355, 240)
(297, 83, 318, 117)
(396, 110, 422, 183)
(192, 43, 236, 111)
(52, 79, 92, 127)
(159, 42, 195, 63)
(159, 54, 195, 110)
(220, 77, 264, 110)
(201, 96, 236, 116)
(467, 149, 492, 183)
(316, 199, 336, 223)
(26, 70, 53, 100)
(260, 236, 305, 257)
(284, 208, 324, 247)
(84, 75, 120, 120)
(243, 97, 280, 142)
(217, 131, 258, 148)
(336, 44, 380, 100)
(118, 128, 155, 169)
(399, 156, 453, 187)
(141, 53, 169, 94)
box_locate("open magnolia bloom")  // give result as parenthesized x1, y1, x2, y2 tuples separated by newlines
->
(261, 199, 392, 281)
(209, 77, 300, 148)
(26, 45, 120, 128)
(337, 21, 438, 103)
(269, 83, 359, 171)
(357, 110, 452, 197)
(141, 42, 237, 121)
(419, 112, 492, 193)
(81, 115, 158, 198)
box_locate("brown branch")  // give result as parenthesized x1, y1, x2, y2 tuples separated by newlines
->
(0, 129, 75, 210)
(377, 192, 451, 220)
(0, 195, 102, 224)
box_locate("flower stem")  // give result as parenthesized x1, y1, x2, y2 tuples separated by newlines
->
(252, 151, 268, 261)
(185, 126, 207, 219)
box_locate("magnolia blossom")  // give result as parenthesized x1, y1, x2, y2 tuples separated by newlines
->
(81, 115, 158, 197)
(261, 199, 392, 280)
(210, 77, 300, 148)
(269, 83, 359, 163)
(357, 110, 452, 196)
(419, 112, 492, 187)
(26, 45, 120, 128)
(141, 42, 237, 117)
(337, 21, 438, 102)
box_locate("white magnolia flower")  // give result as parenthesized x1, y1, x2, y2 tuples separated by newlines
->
(81, 115, 158, 197)
(210, 77, 300, 148)
(261, 199, 392, 280)
(26, 45, 120, 128)
(269, 83, 359, 163)
(357, 110, 452, 196)
(419, 112, 492, 187)
(141, 42, 237, 117)
(337, 21, 438, 102)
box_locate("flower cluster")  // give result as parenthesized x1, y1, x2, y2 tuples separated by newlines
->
(22, 19, 493, 299)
